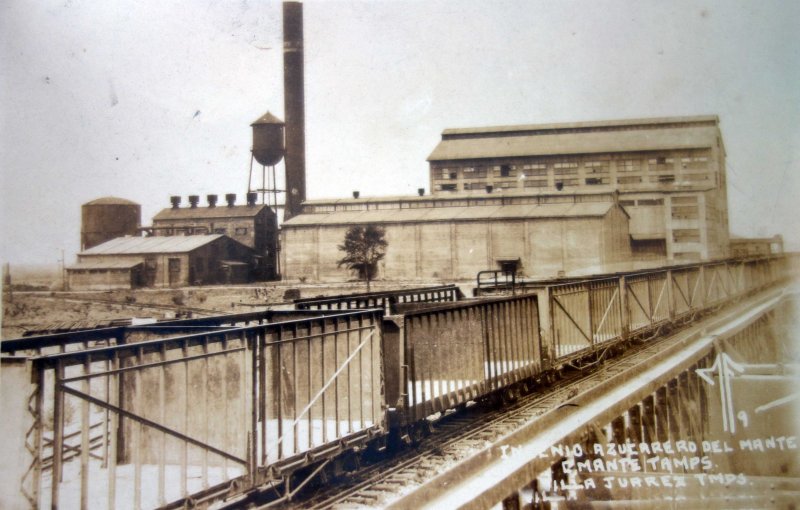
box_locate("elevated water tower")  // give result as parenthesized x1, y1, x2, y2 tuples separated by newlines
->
(248, 111, 285, 209)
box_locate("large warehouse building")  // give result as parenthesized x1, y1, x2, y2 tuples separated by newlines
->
(280, 115, 732, 283)
(281, 191, 631, 281)
(427, 115, 730, 261)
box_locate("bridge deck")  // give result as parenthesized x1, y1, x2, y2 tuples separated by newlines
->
(386, 286, 797, 509)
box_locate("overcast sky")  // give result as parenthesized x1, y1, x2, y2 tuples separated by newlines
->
(1, 0, 798, 266)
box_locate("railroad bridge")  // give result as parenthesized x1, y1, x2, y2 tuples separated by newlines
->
(1, 255, 798, 509)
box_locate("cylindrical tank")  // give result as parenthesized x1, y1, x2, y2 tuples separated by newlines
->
(81, 197, 141, 250)
(251, 111, 285, 167)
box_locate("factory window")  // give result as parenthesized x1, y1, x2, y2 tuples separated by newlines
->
(523, 179, 548, 188)
(684, 173, 711, 182)
(657, 174, 675, 184)
(441, 184, 457, 192)
(496, 181, 516, 189)
(463, 182, 487, 191)
(214, 228, 227, 235)
(585, 177, 605, 185)
(500, 165, 513, 177)
(584, 161, 609, 174)
(464, 167, 487, 178)
(522, 163, 548, 176)
(554, 161, 578, 175)
(671, 205, 699, 219)
(437, 168, 456, 179)
(648, 156, 673, 172)
(682, 156, 708, 170)
(619, 200, 636, 207)
(617, 176, 642, 185)
(617, 159, 641, 172)
(235, 227, 248, 235)
(673, 229, 700, 243)
(637, 199, 664, 206)
(671, 196, 698, 205)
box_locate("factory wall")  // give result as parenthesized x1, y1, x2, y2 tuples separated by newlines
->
(281, 209, 632, 282)
(67, 266, 141, 291)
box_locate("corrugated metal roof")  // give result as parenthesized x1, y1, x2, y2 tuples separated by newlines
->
(67, 260, 144, 270)
(440, 115, 719, 136)
(283, 202, 617, 228)
(153, 204, 271, 221)
(80, 235, 225, 255)
(428, 126, 718, 162)
(302, 187, 618, 207)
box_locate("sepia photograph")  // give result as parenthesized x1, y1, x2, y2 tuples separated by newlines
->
(2, 1, 799, 508)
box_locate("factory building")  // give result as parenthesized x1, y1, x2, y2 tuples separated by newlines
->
(67, 235, 255, 290)
(427, 115, 730, 261)
(730, 234, 784, 257)
(152, 193, 278, 279)
(281, 191, 632, 282)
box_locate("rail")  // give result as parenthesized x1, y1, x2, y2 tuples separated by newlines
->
(475, 270, 517, 295)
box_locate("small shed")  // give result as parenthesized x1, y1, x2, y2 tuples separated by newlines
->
(66, 259, 144, 291)
(68, 235, 255, 289)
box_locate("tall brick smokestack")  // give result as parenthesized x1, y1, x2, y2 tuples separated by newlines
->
(283, 1, 306, 221)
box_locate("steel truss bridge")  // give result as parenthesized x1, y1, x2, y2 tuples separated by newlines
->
(1, 255, 797, 509)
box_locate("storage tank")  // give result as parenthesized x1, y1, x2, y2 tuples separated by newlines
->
(251, 111, 285, 167)
(81, 197, 141, 250)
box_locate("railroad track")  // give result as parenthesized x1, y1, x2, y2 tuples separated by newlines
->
(272, 329, 676, 510)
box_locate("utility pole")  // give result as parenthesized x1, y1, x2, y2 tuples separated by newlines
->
(3, 262, 11, 303)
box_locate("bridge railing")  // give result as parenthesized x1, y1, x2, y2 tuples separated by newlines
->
(544, 256, 791, 363)
(9, 309, 384, 510)
(293, 284, 464, 314)
(551, 277, 624, 358)
(0, 309, 329, 357)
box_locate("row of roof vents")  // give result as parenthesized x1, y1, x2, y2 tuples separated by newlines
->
(170, 193, 259, 209)
(351, 189, 426, 199)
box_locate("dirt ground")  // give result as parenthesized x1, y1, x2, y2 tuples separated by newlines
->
(1, 280, 450, 340)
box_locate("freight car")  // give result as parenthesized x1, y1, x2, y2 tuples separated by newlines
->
(11, 256, 790, 509)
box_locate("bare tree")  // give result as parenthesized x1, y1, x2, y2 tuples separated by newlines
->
(337, 225, 388, 292)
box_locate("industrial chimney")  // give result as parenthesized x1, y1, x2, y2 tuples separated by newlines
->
(283, 1, 306, 221)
